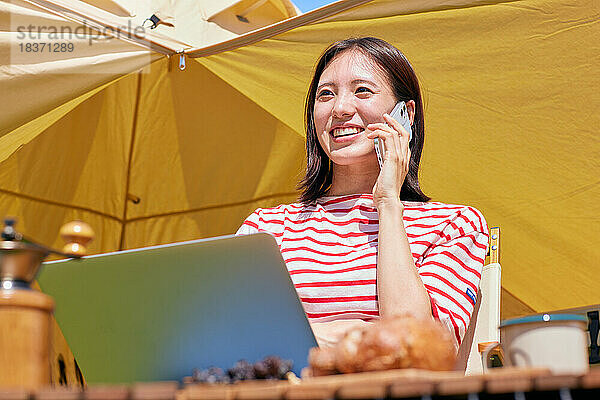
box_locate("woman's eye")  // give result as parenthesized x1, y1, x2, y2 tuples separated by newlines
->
(356, 87, 373, 94)
(317, 90, 334, 99)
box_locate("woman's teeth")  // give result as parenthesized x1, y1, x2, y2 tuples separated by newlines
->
(332, 127, 364, 137)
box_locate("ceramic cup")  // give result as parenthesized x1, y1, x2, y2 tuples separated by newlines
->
(483, 313, 589, 374)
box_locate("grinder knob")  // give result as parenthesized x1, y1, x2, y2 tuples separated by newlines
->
(60, 221, 94, 256)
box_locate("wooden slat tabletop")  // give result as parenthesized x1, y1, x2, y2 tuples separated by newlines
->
(6, 367, 600, 399)
(335, 381, 387, 399)
(83, 385, 129, 400)
(180, 366, 555, 399)
(232, 382, 287, 400)
(0, 388, 29, 400)
(184, 384, 232, 400)
(534, 374, 581, 391)
(131, 382, 178, 400)
(582, 368, 600, 389)
(35, 388, 82, 400)
(437, 374, 484, 396)
(388, 381, 434, 399)
(285, 384, 335, 400)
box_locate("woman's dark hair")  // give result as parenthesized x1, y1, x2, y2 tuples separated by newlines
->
(298, 37, 430, 204)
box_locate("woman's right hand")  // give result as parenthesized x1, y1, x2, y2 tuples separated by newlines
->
(310, 319, 371, 347)
(366, 113, 411, 209)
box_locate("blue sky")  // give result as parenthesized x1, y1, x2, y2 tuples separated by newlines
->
(294, 0, 334, 12)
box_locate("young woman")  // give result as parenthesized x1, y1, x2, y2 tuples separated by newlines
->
(237, 37, 488, 349)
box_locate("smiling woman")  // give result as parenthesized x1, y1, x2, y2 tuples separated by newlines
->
(236, 37, 489, 352)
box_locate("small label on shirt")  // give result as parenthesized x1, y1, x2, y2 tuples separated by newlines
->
(466, 288, 476, 305)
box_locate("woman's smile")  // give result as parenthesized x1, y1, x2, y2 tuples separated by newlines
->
(330, 125, 365, 142)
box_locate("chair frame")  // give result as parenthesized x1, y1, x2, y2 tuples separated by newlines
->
(456, 226, 501, 374)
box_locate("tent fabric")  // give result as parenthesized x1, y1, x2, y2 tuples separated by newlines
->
(18, 0, 300, 50)
(0, 0, 299, 138)
(0, 0, 306, 250)
(0, 0, 162, 137)
(0, 0, 598, 321)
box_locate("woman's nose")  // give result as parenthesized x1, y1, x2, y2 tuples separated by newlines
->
(332, 92, 356, 118)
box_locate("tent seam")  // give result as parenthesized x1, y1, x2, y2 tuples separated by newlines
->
(195, 59, 305, 137)
(185, 0, 374, 58)
(0, 188, 121, 223)
(313, 0, 524, 25)
(502, 287, 536, 313)
(185, 0, 523, 58)
(125, 191, 300, 223)
(0, 58, 164, 146)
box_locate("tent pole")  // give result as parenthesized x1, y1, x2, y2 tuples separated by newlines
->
(186, 0, 374, 58)
(118, 72, 143, 251)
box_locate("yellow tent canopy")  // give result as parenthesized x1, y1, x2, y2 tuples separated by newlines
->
(1, 0, 599, 322)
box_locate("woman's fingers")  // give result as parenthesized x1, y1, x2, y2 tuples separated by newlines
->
(367, 118, 410, 186)
(367, 122, 406, 163)
(383, 113, 410, 140)
(383, 114, 410, 159)
(385, 114, 411, 166)
(365, 122, 392, 137)
(383, 113, 411, 166)
(367, 118, 409, 148)
(366, 125, 398, 162)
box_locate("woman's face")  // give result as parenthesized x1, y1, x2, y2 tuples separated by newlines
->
(313, 50, 397, 166)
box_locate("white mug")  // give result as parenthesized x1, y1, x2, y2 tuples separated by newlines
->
(483, 314, 589, 375)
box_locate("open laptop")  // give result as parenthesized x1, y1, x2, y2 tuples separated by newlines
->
(38, 233, 317, 384)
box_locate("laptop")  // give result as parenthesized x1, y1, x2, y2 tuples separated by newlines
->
(38, 233, 318, 384)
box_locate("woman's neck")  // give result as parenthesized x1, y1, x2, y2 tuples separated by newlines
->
(327, 162, 380, 196)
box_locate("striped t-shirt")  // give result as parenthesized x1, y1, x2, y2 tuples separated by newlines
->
(236, 194, 489, 346)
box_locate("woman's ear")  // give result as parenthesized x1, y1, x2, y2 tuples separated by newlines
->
(406, 100, 416, 125)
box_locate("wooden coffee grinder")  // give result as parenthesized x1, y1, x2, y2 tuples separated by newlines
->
(0, 218, 93, 390)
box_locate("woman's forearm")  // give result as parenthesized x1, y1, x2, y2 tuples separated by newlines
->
(310, 319, 371, 347)
(376, 199, 432, 318)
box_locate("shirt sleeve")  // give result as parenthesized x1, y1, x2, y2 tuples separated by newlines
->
(417, 206, 489, 347)
(235, 209, 262, 236)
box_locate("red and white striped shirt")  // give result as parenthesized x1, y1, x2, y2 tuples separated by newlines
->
(236, 194, 489, 346)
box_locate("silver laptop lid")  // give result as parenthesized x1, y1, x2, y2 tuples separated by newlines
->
(39, 233, 317, 384)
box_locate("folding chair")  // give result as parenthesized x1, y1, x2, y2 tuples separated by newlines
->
(455, 227, 501, 374)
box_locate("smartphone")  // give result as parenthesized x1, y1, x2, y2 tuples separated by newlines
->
(373, 101, 412, 168)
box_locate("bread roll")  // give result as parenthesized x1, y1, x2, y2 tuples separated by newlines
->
(308, 315, 456, 375)
(307, 347, 337, 376)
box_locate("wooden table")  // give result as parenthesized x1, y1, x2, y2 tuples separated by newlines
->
(2, 367, 600, 400)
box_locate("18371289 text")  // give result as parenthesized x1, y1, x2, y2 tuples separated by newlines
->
(18, 42, 74, 52)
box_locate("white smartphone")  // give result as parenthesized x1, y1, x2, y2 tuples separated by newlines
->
(374, 101, 412, 168)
